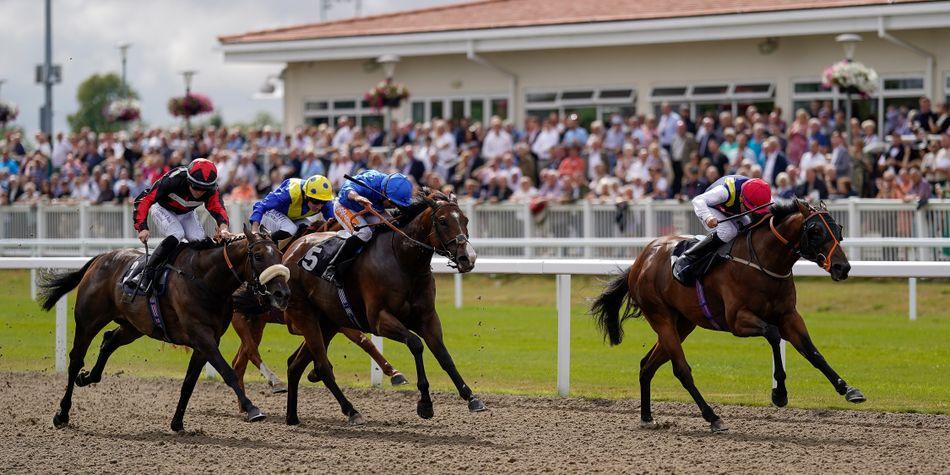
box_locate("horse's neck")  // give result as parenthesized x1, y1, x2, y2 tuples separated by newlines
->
(745, 214, 802, 274)
(391, 208, 435, 271)
(195, 241, 247, 295)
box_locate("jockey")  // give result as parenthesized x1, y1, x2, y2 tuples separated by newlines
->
(130, 158, 231, 292)
(322, 169, 413, 285)
(249, 175, 334, 244)
(672, 175, 772, 284)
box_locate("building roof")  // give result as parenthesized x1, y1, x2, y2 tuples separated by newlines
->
(220, 0, 922, 45)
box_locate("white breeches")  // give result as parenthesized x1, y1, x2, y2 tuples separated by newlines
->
(149, 204, 205, 242)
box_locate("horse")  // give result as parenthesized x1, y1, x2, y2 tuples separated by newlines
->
(229, 221, 408, 398)
(277, 190, 484, 425)
(37, 227, 291, 432)
(590, 199, 865, 432)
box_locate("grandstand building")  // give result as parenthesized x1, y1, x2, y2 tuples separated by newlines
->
(220, 0, 950, 132)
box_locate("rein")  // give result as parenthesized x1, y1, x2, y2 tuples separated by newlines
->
(361, 203, 466, 268)
(733, 206, 842, 279)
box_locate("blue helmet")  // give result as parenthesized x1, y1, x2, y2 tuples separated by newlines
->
(381, 173, 413, 208)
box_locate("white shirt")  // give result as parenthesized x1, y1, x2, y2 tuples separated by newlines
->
(482, 129, 513, 160)
(332, 126, 352, 149)
(532, 128, 560, 161)
(800, 151, 827, 173)
(435, 132, 458, 168)
(763, 151, 779, 185)
(658, 111, 681, 146)
(52, 138, 71, 169)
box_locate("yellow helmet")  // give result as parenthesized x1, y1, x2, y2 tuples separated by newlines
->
(303, 175, 333, 201)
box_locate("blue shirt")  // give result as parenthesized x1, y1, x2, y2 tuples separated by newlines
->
(561, 127, 589, 147)
(250, 178, 333, 223)
(338, 169, 388, 212)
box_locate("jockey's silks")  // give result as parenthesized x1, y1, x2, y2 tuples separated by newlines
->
(251, 178, 334, 223)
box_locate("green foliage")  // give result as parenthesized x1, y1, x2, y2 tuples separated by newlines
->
(3, 272, 947, 413)
(66, 73, 139, 132)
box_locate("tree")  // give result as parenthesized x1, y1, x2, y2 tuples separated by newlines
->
(67, 73, 139, 132)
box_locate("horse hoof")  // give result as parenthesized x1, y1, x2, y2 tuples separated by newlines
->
(306, 369, 320, 383)
(468, 397, 487, 413)
(271, 384, 288, 394)
(390, 373, 408, 386)
(347, 412, 366, 426)
(170, 420, 184, 433)
(710, 418, 729, 433)
(75, 371, 92, 387)
(417, 401, 434, 419)
(52, 413, 68, 429)
(245, 406, 266, 423)
(771, 388, 788, 407)
(845, 387, 866, 403)
(286, 415, 300, 426)
(639, 420, 659, 430)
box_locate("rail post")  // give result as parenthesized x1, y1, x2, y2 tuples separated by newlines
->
(454, 273, 463, 309)
(522, 202, 532, 258)
(204, 363, 218, 379)
(370, 335, 384, 387)
(847, 198, 859, 258)
(582, 201, 593, 258)
(79, 203, 88, 256)
(556, 274, 571, 397)
(908, 277, 917, 321)
(56, 296, 67, 373)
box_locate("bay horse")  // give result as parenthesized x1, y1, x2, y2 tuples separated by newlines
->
(37, 227, 291, 432)
(590, 199, 865, 432)
(278, 190, 484, 425)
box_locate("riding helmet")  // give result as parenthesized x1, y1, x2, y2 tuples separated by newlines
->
(303, 175, 333, 202)
(741, 178, 772, 214)
(187, 158, 218, 190)
(381, 173, 413, 208)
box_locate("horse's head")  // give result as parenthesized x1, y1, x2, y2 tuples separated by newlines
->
(795, 200, 850, 281)
(242, 224, 291, 309)
(421, 191, 477, 273)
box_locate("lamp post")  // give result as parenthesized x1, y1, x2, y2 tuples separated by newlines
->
(836, 33, 862, 140)
(180, 70, 197, 160)
(117, 43, 131, 98)
(376, 54, 400, 145)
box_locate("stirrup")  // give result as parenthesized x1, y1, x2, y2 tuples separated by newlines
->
(321, 266, 341, 286)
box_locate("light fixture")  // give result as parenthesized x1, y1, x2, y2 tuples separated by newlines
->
(376, 54, 401, 78)
(835, 33, 862, 60)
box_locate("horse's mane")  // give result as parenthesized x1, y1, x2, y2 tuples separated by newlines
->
(178, 235, 247, 251)
(396, 188, 454, 227)
(769, 199, 804, 221)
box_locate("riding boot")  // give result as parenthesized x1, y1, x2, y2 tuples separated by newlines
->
(321, 236, 362, 287)
(135, 235, 179, 293)
(673, 233, 726, 284)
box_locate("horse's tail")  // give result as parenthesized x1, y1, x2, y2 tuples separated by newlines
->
(590, 266, 640, 346)
(37, 256, 100, 311)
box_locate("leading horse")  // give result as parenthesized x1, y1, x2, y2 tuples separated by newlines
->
(38, 228, 291, 432)
(590, 199, 865, 432)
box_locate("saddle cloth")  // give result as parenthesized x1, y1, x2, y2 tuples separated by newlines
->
(119, 254, 173, 341)
(670, 236, 735, 286)
(297, 236, 368, 331)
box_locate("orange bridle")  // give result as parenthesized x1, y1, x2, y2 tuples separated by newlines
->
(768, 211, 841, 272)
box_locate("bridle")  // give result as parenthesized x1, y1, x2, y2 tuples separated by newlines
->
(361, 199, 470, 270)
(767, 204, 843, 272)
(222, 235, 290, 298)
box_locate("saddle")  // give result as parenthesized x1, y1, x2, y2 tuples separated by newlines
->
(670, 236, 735, 286)
(118, 250, 178, 342)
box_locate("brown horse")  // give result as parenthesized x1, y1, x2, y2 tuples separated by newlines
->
(279, 190, 484, 425)
(38, 228, 291, 432)
(590, 199, 865, 432)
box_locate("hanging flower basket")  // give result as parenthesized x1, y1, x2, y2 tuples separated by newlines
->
(0, 100, 19, 126)
(822, 60, 879, 97)
(364, 79, 409, 111)
(168, 93, 214, 118)
(104, 99, 141, 123)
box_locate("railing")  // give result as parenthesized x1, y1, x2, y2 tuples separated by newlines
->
(1, 199, 948, 260)
(4, 256, 948, 396)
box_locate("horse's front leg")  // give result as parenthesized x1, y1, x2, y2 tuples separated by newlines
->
(191, 327, 266, 422)
(780, 311, 866, 404)
(375, 309, 433, 419)
(732, 309, 787, 407)
(418, 311, 486, 413)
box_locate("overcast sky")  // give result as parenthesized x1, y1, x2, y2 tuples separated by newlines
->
(0, 0, 458, 135)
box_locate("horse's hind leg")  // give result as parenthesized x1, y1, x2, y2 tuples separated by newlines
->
(779, 311, 865, 403)
(54, 309, 109, 428)
(639, 318, 693, 428)
(296, 315, 363, 425)
(76, 324, 142, 387)
(653, 318, 725, 432)
(170, 351, 206, 432)
(248, 317, 286, 393)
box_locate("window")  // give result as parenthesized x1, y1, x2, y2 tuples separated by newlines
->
(303, 97, 382, 128)
(409, 95, 510, 124)
(790, 74, 926, 136)
(525, 86, 637, 129)
(491, 98, 509, 120)
(649, 82, 775, 119)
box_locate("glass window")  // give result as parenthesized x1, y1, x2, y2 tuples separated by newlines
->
(734, 83, 772, 95)
(526, 108, 557, 121)
(794, 82, 831, 94)
(333, 100, 356, 110)
(305, 101, 329, 111)
(600, 105, 635, 122)
(429, 100, 444, 120)
(598, 89, 634, 99)
(411, 101, 425, 123)
(526, 92, 557, 103)
(692, 85, 729, 96)
(470, 99, 485, 123)
(305, 116, 329, 126)
(883, 78, 924, 91)
(450, 100, 465, 120)
(491, 98, 509, 120)
(652, 86, 688, 97)
(359, 115, 383, 128)
(560, 90, 595, 101)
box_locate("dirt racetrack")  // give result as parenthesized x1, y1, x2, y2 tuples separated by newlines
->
(2, 372, 947, 474)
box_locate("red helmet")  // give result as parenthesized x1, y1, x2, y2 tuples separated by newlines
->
(741, 178, 771, 214)
(187, 158, 218, 190)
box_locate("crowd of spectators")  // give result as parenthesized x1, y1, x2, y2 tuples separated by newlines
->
(1, 96, 948, 209)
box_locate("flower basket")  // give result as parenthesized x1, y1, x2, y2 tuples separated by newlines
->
(364, 79, 409, 111)
(104, 99, 141, 123)
(0, 100, 19, 126)
(168, 93, 214, 118)
(822, 60, 879, 97)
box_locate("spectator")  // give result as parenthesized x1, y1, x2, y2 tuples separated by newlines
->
(670, 120, 696, 196)
(795, 167, 828, 200)
(761, 137, 789, 186)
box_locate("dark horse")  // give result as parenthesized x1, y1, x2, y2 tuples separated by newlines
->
(590, 200, 865, 432)
(38, 228, 291, 432)
(277, 190, 484, 425)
